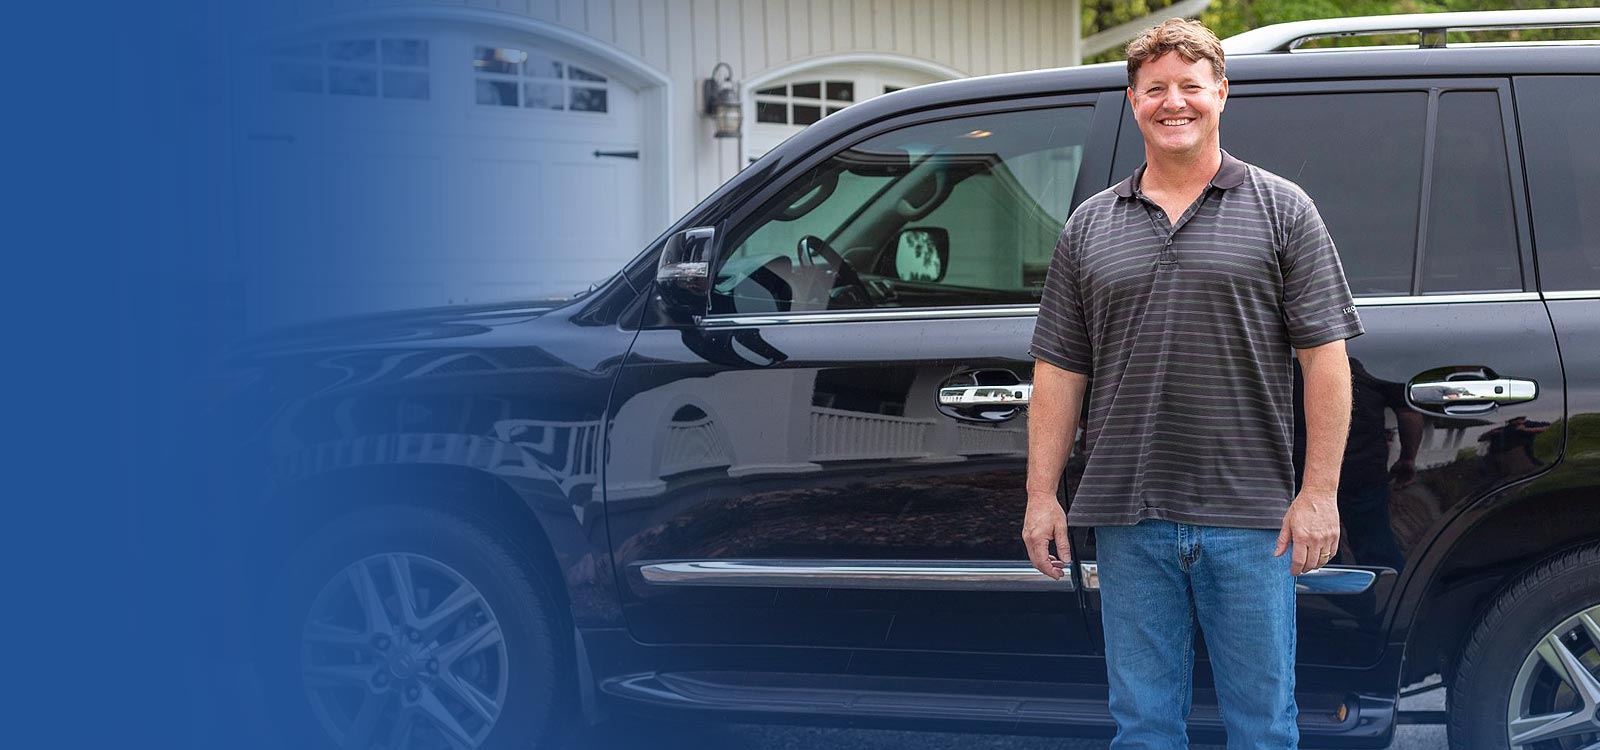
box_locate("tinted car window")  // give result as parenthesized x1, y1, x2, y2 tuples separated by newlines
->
(711, 106, 1094, 314)
(1220, 92, 1428, 296)
(1423, 91, 1520, 293)
(1517, 76, 1600, 292)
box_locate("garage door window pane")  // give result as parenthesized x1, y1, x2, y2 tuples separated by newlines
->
(329, 67, 377, 97)
(524, 51, 563, 79)
(330, 40, 377, 63)
(1423, 91, 1520, 293)
(714, 105, 1095, 314)
(793, 104, 821, 126)
(381, 39, 428, 67)
(477, 79, 518, 107)
(570, 87, 607, 113)
(525, 82, 563, 110)
(756, 101, 786, 124)
(473, 46, 521, 75)
(568, 65, 606, 83)
(1517, 76, 1600, 292)
(1220, 92, 1427, 295)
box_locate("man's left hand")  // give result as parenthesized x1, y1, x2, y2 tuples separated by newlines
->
(1275, 489, 1341, 576)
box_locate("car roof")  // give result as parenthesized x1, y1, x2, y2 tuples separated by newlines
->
(883, 44, 1599, 113)
(747, 44, 1598, 173)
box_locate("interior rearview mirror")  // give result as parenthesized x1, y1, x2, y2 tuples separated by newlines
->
(891, 227, 950, 283)
(656, 227, 716, 314)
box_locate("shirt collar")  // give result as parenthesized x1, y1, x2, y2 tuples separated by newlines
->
(1113, 148, 1248, 198)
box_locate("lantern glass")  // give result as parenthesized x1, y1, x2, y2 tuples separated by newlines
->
(713, 104, 742, 137)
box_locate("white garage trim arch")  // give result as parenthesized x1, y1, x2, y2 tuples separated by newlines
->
(257, 6, 675, 241)
(739, 53, 966, 164)
(742, 52, 967, 95)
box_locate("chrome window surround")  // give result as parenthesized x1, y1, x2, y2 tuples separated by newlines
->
(637, 560, 1379, 595)
(698, 291, 1569, 328)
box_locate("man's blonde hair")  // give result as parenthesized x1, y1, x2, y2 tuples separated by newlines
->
(1125, 18, 1226, 90)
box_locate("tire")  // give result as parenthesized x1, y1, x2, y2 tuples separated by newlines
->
(260, 505, 569, 750)
(1448, 544, 1600, 750)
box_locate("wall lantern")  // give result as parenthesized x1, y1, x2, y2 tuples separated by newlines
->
(702, 62, 742, 138)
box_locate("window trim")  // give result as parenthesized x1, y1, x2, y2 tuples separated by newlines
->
(1419, 81, 1533, 294)
(698, 292, 1549, 328)
(1116, 78, 1532, 297)
(1513, 75, 1600, 295)
(695, 78, 1541, 329)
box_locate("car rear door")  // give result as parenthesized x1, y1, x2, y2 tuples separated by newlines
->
(1091, 78, 1566, 678)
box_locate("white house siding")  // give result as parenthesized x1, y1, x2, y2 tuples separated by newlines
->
(252, 0, 1085, 232)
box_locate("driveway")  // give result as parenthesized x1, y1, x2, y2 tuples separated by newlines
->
(564, 687, 1448, 749)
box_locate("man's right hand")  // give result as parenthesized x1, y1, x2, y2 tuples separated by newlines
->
(1022, 491, 1071, 579)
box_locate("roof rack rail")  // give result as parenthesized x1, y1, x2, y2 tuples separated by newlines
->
(1221, 8, 1600, 55)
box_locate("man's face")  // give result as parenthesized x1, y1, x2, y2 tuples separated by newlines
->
(1127, 52, 1228, 161)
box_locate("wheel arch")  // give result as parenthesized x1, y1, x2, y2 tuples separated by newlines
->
(247, 463, 578, 632)
(1396, 481, 1600, 686)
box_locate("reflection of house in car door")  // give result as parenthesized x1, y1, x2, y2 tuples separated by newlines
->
(238, 1, 1193, 327)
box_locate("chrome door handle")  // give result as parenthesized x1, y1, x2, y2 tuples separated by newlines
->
(938, 384, 1032, 406)
(1409, 378, 1538, 405)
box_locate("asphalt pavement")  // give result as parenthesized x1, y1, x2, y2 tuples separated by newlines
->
(560, 686, 1448, 750)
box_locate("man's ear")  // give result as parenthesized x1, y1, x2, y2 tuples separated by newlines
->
(1217, 76, 1229, 110)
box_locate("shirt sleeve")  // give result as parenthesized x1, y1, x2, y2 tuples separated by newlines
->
(1030, 221, 1093, 374)
(1281, 196, 1365, 348)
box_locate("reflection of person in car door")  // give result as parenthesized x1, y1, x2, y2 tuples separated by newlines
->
(1334, 357, 1420, 572)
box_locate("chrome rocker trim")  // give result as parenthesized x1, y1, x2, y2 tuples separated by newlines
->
(1080, 562, 1377, 595)
(638, 560, 1379, 595)
(638, 560, 1076, 592)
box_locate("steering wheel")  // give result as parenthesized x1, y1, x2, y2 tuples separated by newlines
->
(796, 235, 875, 309)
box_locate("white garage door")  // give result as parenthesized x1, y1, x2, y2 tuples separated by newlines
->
(239, 25, 647, 327)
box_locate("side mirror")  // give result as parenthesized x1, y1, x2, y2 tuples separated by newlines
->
(890, 226, 950, 283)
(656, 226, 716, 315)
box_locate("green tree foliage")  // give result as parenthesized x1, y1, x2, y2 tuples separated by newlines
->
(1082, 0, 1598, 65)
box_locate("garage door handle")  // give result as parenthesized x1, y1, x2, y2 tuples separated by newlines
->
(594, 150, 639, 159)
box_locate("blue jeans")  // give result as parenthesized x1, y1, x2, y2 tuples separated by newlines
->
(1095, 519, 1299, 749)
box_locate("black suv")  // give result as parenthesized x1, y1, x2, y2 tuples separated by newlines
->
(238, 9, 1600, 750)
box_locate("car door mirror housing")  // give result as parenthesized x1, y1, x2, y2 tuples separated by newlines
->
(890, 226, 950, 283)
(657, 226, 717, 314)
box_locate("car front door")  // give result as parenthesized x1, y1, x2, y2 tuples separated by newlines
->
(605, 94, 1123, 682)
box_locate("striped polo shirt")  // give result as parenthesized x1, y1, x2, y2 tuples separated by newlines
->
(1030, 149, 1364, 529)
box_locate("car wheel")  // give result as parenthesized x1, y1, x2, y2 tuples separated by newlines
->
(1449, 544, 1600, 750)
(264, 505, 568, 749)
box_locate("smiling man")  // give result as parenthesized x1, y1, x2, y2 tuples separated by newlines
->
(1020, 18, 1363, 749)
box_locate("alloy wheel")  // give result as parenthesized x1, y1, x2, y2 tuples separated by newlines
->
(301, 552, 509, 750)
(1506, 603, 1600, 749)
